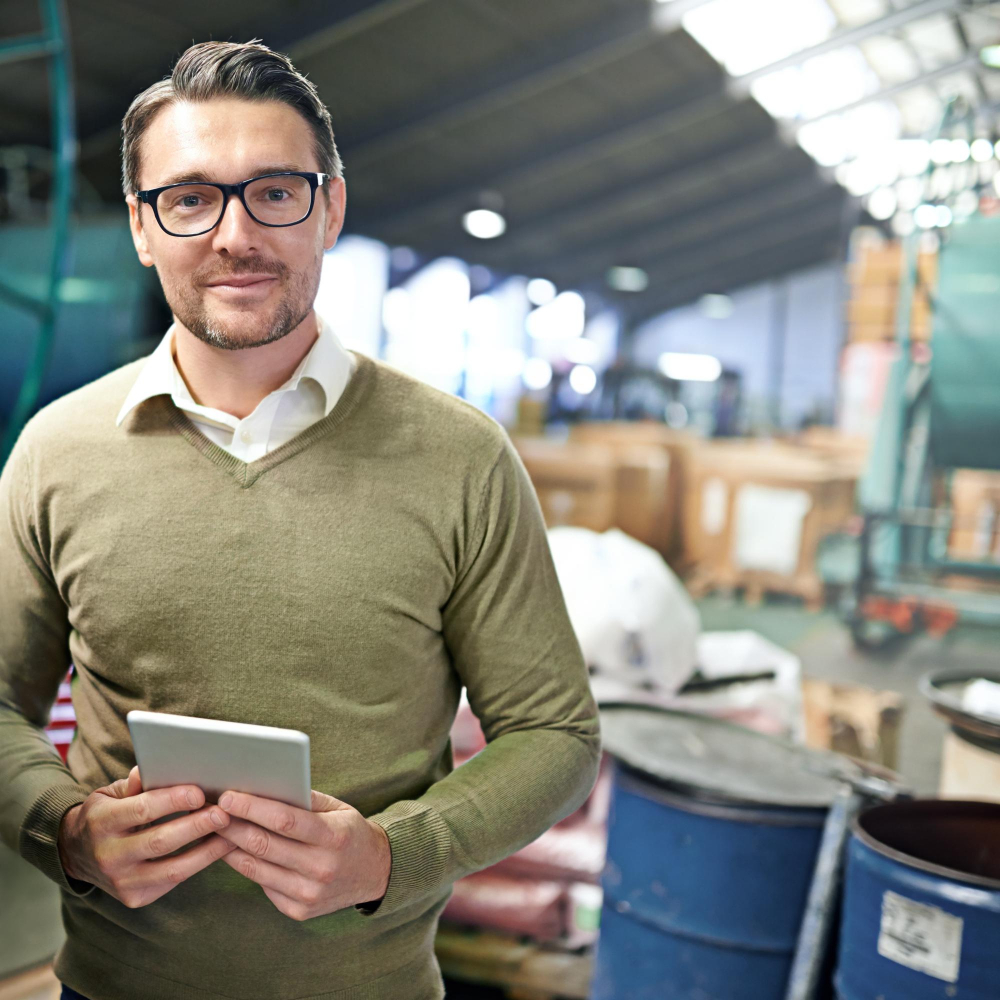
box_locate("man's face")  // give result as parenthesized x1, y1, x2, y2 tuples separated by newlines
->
(126, 97, 345, 351)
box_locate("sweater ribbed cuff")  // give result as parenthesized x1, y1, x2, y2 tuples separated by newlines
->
(358, 800, 451, 918)
(19, 782, 96, 898)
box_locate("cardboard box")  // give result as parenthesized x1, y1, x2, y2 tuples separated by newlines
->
(849, 244, 937, 287)
(513, 438, 618, 532)
(569, 421, 696, 563)
(802, 678, 903, 772)
(948, 469, 1000, 559)
(683, 441, 858, 607)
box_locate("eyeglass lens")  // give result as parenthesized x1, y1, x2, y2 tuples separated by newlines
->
(157, 176, 312, 234)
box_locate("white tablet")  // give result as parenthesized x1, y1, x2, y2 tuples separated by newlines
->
(126, 710, 311, 828)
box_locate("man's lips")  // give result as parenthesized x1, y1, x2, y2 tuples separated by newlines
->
(205, 275, 277, 287)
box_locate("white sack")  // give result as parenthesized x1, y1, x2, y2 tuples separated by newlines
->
(547, 526, 699, 694)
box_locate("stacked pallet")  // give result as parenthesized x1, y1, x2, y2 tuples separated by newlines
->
(682, 441, 858, 609)
(846, 239, 937, 344)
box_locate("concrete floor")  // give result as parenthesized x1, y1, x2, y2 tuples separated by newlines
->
(1, 597, 993, 987)
(696, 593, 994, 795)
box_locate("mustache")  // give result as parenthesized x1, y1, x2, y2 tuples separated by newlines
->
(198, 259, 285, 282)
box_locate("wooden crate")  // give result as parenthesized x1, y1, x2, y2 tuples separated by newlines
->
(513, 438, 618, 533)
(569, 421, 696, 564)
(802, 678, 903, 772)
(682, 442, 858, 608)
(948, 469, 1000, 559)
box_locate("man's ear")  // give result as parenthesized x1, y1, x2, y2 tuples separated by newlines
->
(126, 194, 155, 268)
(322, 177, 346, 253)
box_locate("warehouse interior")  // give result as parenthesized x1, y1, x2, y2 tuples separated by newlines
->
(3, 0, 1000, 998)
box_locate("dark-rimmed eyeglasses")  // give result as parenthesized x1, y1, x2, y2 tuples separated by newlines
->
(135, 171, 331, 237)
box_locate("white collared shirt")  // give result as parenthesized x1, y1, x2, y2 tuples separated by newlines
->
(116, 312, 356, 462)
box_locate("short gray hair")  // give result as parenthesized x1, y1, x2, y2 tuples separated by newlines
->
(121, 38, 343, 211)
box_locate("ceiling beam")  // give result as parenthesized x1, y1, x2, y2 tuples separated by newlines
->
(610, 198, 845, 311)
(349, 76, 730, 237)
(343, 1, 657, 165)
(552, 170, 834, 289)
(75, 0, 419, 161)
(624, 229, 842, 325)
(409, 128, 783, 267)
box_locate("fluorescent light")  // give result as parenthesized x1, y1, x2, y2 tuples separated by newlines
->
(949, 139, 971, 164)
(682, 0, 835, 78)
(698, 293, 734, 319)
(867, 187, 897, 221)
(657, 353, 723, 382)
(463, 209, 506, 239)
(914, 204, 937, 229)
(523, 357, 553, 391)
(562, 338, 601, 365)
(526, 277, 556, 305)
(981, 44, 1000, 68)
(930, 139, 952, 165)
(935, 205, 953, 228)
(526, 291, 586, 340)
(568, 364, 597, 395)
(896, 139, 930, 177)
(606, 266, 649, 292)
(891, 211, 915, 237)
(972, 138, 995, 163)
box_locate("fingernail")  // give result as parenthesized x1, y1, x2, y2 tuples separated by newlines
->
(219, 793, 232, 810)
(211, 811, 225, 828)
(186, 790, 199, 807)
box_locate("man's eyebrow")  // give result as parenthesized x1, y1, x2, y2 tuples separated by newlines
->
(151, 164, 304, 188)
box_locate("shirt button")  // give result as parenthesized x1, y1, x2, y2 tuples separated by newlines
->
(240, 429, 252, 443)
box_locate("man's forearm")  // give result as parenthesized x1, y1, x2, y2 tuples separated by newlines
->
(362, 719, 601, 917)
(0, 702, 91, 889)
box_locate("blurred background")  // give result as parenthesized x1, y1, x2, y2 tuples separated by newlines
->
(4, 1, 1000, 998)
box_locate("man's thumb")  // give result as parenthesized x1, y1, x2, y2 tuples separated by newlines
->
(117, 765, 142, 797)
(311, 788, 350, 813)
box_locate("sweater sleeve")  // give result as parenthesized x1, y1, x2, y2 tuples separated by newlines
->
(359, 430, 601, 918)
(0, 430, 95, 897)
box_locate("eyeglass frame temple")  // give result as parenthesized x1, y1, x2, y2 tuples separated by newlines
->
(134, 171, 331, 237)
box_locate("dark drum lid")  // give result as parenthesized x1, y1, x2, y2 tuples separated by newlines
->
(599, 703, 856, 809)
(920, 668, 1000, 749)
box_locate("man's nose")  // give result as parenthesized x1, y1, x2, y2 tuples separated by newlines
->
(211, 192, 260, 254)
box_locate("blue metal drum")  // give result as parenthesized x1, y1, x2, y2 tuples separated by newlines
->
(835, 799, 1000, 1000)
(590, 706, 851, 1000)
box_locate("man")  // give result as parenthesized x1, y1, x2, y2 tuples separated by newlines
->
(0, 39, 601, 1000)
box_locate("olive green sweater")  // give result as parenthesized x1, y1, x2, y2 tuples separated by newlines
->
(0, 350, 601, 1000)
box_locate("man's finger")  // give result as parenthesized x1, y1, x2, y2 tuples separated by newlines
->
(221, 846, 317, 903)
(217, 791, 324, 844)
(217, 817, 317, 875)
(145, 833, 238, 887)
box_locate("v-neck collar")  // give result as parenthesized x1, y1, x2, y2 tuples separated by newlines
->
(159, 350, 374, 488)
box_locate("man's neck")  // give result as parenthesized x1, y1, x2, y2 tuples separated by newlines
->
(171, 311, 319, 420)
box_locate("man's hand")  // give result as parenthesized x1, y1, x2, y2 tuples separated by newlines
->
(57, 765, 237, 908)
(215, 788, 392, 921)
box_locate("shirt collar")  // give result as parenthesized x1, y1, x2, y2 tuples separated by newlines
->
(115, 311, 353, 427)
